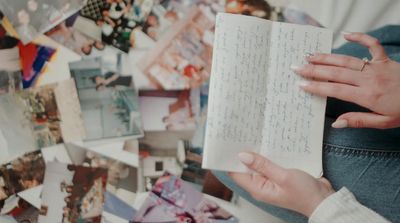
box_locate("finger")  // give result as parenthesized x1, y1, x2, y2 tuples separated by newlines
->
(300, 81, 370, 109)
(292, 64, 361, 85)
(332, 112, 397, 129)
(229, 172, 277, 201)
(306, 53, 364, 71)
(344, 33, 388, 61)
(237, 152, 288, 184)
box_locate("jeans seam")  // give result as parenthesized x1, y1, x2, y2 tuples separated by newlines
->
(323, 143, 400, 159)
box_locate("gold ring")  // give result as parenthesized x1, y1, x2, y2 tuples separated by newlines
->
(360, 57, 369, 71)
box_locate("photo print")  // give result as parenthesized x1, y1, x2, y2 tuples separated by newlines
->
(131, 172, 238, 223)
(0, 79, 85, 163)
(139, 89, 200, 131)
(39, 162, 108, 223)
(0, 0, 85, 44)
(138, 0, 223, 90)
(18, 42, 57, 88)
(0, 151, 45, 211)
(0, 47, 22, 95)
(225, 0, 272, 20)
(1, 194, 40, 223)
(75, 0, 155, 53)
(64, 143, 140, 198)
(69, 54, 144, 141)
(46, 12, 113, 57)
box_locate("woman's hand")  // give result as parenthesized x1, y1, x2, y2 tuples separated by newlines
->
(230, 152, 335, 217)
(292, 32, 400, 129)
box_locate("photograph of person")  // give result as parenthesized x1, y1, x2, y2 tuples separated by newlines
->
(39, 162, 107, 223)
(0, 47, 22, 95)
(69, 54, 144, 140)
(0, 80, 84, 164)
(0, 0, 85, 44)
(77, 0, 154, 52)
(0, 151, 45, 209)
(0, 71, 22, 95)
(64, 143, 139, 197)
(131, 173, 238, 223)
(139, 89, 200, 131)
(46, 12, 107, 56)
(139, 7, 214, 90)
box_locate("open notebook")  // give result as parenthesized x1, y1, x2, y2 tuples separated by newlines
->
(202, 13, 333, 177)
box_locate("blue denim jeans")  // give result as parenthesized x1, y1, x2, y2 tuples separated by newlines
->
(213, 25, 400, 223)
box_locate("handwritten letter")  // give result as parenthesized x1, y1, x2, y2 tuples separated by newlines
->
(203, 13, 332, 177)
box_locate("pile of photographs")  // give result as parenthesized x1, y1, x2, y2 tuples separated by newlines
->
(0, 0, 324, 221)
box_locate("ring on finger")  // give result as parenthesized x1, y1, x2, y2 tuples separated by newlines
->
(360, 57, 369, 72)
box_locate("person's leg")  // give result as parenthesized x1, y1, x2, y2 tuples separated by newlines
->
(213, 117, 400, 223)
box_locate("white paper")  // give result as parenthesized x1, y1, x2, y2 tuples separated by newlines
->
(203, 13, 332, 177)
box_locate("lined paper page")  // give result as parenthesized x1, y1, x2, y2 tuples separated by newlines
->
(261, 23, 332, 177)
(203, 13, 272, 171)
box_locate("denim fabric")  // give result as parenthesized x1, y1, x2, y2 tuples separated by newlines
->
(213, 25, 400, 223)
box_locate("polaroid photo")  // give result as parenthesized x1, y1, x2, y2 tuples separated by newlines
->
(74, 0, 155, 53)
(138, 1, 221, 90)
(0, 151, 45, 211)
(69, 54, 144, 141)
(0, 0, 85, 44)
(39, 162, 107, 223)
(0, 79, 85, 163)
(64, 143, 140, 198)
(131, 173, 239, 223)
(139, 89, 200, 131)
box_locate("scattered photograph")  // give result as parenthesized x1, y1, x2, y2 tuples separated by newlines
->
(0, 47, 22, 95)
(225, 0, 272, 20)
(65, 143, 139, 197)
(0, 151, 45, 211)
(18, 42, 57, 88)
(138, 6, 216, 90)
(0, 24, 20, 50)
(39, 162, 108, 223)
(1, 195, 40, 223)
(0, 0, 85, 44)
(46, 12, 112, 57)
(138, 89, 200, 131)
(69, 54, 144, 141)
(131, 173, 238, 223)
(0, 71, 22, 95)
(103, 191, 137, 221)
(75, 0, 155, 53)
(0, 79, 85, 163)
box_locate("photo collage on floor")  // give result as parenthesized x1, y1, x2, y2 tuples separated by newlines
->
(0, 0, 323, 222)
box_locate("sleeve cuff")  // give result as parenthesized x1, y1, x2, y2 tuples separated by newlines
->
(309, 187, 390, 223)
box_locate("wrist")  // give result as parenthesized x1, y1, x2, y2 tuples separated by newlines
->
(303, 189, 335, 217)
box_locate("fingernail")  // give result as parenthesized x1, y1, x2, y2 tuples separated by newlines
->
(332, 119, 348, 128)
(298, 80, 309, 87)
(304, 52, 314, 60)
(238, 152, 254, 165)
(290, 64, 302, 71)
(341, 31, 352, 36)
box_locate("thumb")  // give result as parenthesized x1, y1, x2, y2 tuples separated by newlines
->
(332, 112, 393, 129)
